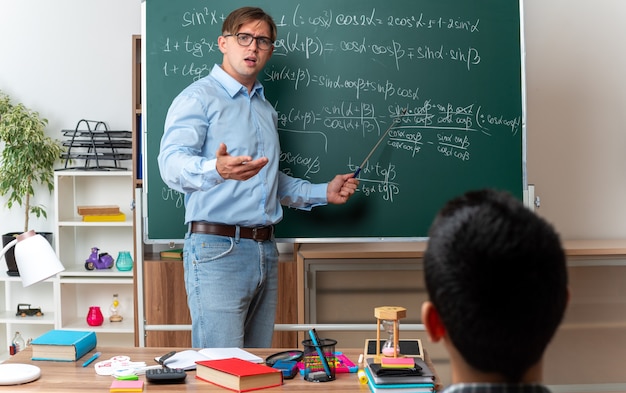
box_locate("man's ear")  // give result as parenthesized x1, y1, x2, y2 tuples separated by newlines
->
(421, 301, 446, 342)
(217, 35, 228, 54)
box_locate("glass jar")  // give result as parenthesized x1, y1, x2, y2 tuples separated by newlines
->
(86, 306, 104, 326)
(115, 251, 133, 271)
(12, 331, 25, 353)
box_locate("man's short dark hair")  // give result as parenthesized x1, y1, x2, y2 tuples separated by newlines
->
(222, 7, 277, 42)
(424, 189, 568, 382)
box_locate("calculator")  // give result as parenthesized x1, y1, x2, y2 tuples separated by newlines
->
(145, 367, 187, 384)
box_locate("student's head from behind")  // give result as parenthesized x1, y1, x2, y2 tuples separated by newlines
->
(422, 189, 568, 383)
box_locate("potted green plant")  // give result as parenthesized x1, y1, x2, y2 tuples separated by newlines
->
(0, 91, 63, 275)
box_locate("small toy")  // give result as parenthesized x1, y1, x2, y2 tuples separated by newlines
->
(16, 303, 43, 317)
(85, 247, 114, 270)
(297, 352, 357, 374)
(272, 360, 298, 379)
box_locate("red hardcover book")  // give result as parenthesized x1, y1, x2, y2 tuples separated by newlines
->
(195, 357, 283, 392)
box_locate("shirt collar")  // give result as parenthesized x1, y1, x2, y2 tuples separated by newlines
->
(211, 64, 266, 101)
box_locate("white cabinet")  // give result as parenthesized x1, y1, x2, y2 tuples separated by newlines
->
(0, 171, 135, 360)
(53, 171, 135, 345)
(0, 275, 56, 360)
(54, 171, 134, 269)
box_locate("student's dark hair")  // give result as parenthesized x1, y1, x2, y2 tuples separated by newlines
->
(423, 189, 568, 382)
(222, 7, 277, 42)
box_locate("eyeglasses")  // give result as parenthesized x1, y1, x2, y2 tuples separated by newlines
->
(224, 33, 274, 51)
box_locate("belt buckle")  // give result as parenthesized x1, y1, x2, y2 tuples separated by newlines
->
(252, 227, 262, 242)
(252, 226, 269, 242)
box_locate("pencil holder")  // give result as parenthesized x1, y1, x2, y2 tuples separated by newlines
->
(302, 338, 337, 382)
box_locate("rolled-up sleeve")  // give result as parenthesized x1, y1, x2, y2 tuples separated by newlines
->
(277, 172, 327, 211)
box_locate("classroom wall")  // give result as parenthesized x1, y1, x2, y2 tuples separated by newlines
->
(524, 0, 626, 240)
(0, 0, 141, 234)
(0, 0, 624, 240)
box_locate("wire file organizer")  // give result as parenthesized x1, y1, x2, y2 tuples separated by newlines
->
(59, 119, 132, 171)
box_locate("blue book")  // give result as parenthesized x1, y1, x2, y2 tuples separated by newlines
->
(31, 330, 97, 362)
(364, 367, 434, 392)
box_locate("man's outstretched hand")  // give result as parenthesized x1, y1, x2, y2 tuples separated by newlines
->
(215, 143, 268, 180)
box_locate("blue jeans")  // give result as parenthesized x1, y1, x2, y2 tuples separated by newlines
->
(183, 233, 279, 348)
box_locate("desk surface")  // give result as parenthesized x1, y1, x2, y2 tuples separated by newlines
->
(295, 239, 626, 259)
(3, 347, 441, 392)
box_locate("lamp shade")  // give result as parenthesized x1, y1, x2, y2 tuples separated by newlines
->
(0, 230, 65, 287)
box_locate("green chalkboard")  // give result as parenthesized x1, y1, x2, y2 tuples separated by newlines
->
(144, 0, 525, 242)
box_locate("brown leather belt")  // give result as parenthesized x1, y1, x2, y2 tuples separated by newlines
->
(190, 222, 273, 242)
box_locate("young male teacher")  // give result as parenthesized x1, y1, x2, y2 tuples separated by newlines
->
(422, 189, 568, 392)
(158, 7, 359, 348)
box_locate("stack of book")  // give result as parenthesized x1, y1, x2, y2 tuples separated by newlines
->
(364, 357, 435, 393)
(78, 205, 125, 222)
(159, 248, 183, 260)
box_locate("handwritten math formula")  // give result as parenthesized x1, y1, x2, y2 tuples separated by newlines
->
(146, 0, 524, 238)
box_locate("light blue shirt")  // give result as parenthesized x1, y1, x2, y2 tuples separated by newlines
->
(158, 64, 327, 227)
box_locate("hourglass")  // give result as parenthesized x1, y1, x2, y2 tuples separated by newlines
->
(381, 319, 397, 356)
(375, 306, 407, 360)
(109, 293, 123, 322)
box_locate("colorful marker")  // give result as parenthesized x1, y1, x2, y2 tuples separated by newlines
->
(82, 351, 101, 367)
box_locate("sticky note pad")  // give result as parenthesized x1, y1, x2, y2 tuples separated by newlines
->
(380, 357, 415, 368)
(110, 379, 144, 392)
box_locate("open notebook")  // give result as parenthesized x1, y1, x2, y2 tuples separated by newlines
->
(155, 348, 264, 371)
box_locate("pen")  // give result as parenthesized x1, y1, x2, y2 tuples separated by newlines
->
(82, 351, 101, 367)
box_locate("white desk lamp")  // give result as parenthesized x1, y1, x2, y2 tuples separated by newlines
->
(0, 230, 65, 385)
(0, 230, 65, 287)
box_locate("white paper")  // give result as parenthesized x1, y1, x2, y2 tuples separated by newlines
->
(157, 348, 263, 370)
(198, 347, 263, 363)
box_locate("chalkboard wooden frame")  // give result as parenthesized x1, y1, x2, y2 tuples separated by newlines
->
(143, 0, 526, 243)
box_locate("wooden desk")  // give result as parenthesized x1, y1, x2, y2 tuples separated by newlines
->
(294, 240, 626, 327)
(295, 242, 427, 332)
(561, 239, 626, 257)
(3, 347, 441, 392)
